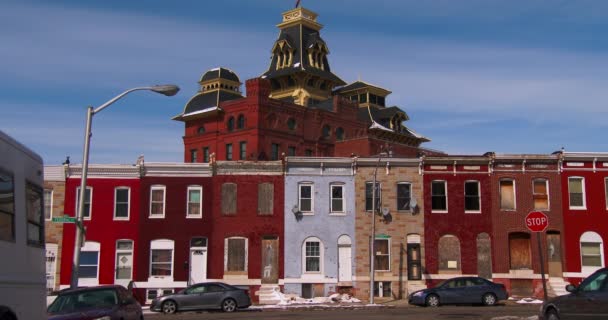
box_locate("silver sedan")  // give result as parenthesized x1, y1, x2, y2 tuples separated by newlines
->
(150, 282, 252, 314)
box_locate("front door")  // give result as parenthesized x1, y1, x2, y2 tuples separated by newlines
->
(189, 248, 207, 285)
(509, 233, 531, 270)
(261, 237, 279, 284)
(338, 245, 352, 282)
(547, 233, 563, 277)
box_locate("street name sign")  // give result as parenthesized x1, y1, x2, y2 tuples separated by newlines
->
(52, 216, 76, 223)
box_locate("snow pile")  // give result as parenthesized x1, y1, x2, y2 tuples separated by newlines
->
(515, 298, 544, 304)
(272, 291, 361, 305)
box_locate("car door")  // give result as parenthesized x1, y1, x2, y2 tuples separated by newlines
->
(180, 285, 206, 310)
(438, 279, 463, 304)
(560, 270, 608, 319)
(199, 284, 227, 309)
(117, 287, 141, 320)
(464, 278, 488, 304)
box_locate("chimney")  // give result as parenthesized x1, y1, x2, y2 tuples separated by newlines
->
(246, 78, 271, 102)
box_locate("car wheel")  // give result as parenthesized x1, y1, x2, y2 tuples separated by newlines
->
(222, 298, 237, 312)
(161, 300, 177, 314)
(482, 293, 497, 306)
(546, 308, 560, 320)
(425, 294, 440, 307)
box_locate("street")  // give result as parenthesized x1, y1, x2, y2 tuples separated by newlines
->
(145, 304, 540, 320)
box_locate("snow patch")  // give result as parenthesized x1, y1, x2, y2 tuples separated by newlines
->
(515, 298, 544, 304)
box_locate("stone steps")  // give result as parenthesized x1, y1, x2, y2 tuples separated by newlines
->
(547, 277, 569, 297)
(256, 284, 282, 305)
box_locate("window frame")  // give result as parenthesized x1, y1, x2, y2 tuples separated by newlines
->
(44, 189, 53, 221)
(76, 186, 93, 220)
(115, 239, 134, 281)
(26, 181, 44, 247)
(431, 180, 448, 213)
(374, 237, 391, 272)
(271, 143, 279, 161)
(499, 179, 516, 211)
(239, 141, 247, 160)
(227, 116, 235, 131)
(330, 183, 345, 214)
(237, 114, 245, 129)
(190, 149, 198, 163)
(568, 176, 587, 210)
(302, 237, 323, 274)
(580, 232, 604, 274)
(224, 236, 248, 273)
(298, 183, 314, 215)
(149, 239, 174, 279)
(226, 143, 233, 161)
(203, 147, 210, 163)
(365, 181, 381, 212)
(149, 185, 166, 219)
(0, 168, 15, 242)
(605, 177, 608, 210)
(397, 182, 412, 212)
(533, 178, 550, 211)
(113, 187, 130, 221)
(464, 180, 481, 213)
(79, 241, 100, 285)
(186, 185, 203, 219)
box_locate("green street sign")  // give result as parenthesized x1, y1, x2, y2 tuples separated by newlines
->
(52, 216, 77, 223)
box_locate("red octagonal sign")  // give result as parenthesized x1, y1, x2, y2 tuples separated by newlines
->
(525, 211, 549, 232)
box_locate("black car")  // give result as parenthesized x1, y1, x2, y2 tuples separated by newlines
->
(150, 282, 251, 314)
(540, 268, 608, 320)
(47, 285, 143, 320)
(409, 276, 508, 307)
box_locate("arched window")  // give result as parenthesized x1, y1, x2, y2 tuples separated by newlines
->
(303, 237, 323, 273)
(336, 127, 345, 141)
(237, 114, 245, 129)
(197, 126, 205, 134)
(322, 125, 331, 139)
(581, 231, 604, 273)
(227, 117, 235, 131)
(438, 235, 461, 272)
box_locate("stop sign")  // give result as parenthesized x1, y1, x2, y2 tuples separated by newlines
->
(525, 211, 549, 232)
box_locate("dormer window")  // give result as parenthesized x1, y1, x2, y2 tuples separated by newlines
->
(273, 40, 294, 70)
(307, 43, 328, 70)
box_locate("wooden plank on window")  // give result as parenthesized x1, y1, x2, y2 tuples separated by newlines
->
(258, 183, 274, 215)
(222, 183, 237, 215)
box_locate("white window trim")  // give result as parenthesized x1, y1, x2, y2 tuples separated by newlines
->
(532, 179, 550, 211)
(302, 237, 324, 274)
(375, 237, 391, 272)
(224, 236, 249, 272)
(499, 179, 517, 211)
(329, 183, 345, 215)
(431, 180, 448, 213)
(298, 182, 314, 215)
(115, 239, 134, 282)
(149, 185, 166, 218)
(568, 176, 587, 210)
(79, 241, 100, 286)
(113, 187, 131, 221)
(580, 231, 604, 274)
(464, 180, 481, 214)
(44, 189, 53, 221)
(149, 239, 174, 280)
(366, 181, 382, 212)
(76, 186, 93, 221)
(397, 182, 412, 212)
(605, 177, 608, 210)
(186, 185, 203, 219)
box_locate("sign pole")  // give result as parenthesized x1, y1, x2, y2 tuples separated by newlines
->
(537, 232, 548, 301)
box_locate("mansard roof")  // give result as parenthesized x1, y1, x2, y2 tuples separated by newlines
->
(200, 67, 240, 83)
(172, 90, 242, 121)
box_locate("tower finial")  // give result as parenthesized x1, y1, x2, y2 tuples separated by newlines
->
(295, 0, 301, 8)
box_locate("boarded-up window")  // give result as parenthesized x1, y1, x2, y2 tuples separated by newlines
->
(500, 180, 515, 210)
(477, 233, 492, 279)
(438, 235, 461, 271)
(221, 183, 237, 215)
(374, 238, 390, 271)
(226, 238, 246, 271)
(258, 183, 274, 215)
(509, 233, 531, 269)
(533, 179, 549, 210)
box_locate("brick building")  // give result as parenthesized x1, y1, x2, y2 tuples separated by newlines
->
(44, 166, 66, 293)
(421, 156, 494, 286)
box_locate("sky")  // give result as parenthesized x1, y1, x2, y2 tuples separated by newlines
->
(1, 0, 607, 165)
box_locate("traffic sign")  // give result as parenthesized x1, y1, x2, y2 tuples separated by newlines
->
(525, 211, 548, 232)
(52, 216, 76, 223)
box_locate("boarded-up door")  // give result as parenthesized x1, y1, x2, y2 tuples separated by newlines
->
(547, 233, 563, 277)
(476, 233, 492, 279)
(261, 237, 279, 284)
(338, 235, 352, 282)
(509, 233, 531, 270)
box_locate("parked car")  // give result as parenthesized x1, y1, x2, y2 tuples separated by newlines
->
(540, 267, 608, 320)
(150, 282, 251, 314)
(47, 285, 143, 320)
(409, 276, 508, 307)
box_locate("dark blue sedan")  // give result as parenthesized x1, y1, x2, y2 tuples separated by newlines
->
(409, 277, 508, 307)
(47, 285, 143, 320)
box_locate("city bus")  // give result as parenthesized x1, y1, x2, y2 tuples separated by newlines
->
(0, 130, 46, 320)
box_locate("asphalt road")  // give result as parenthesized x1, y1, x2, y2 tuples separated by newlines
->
(145, 304, 540, 320)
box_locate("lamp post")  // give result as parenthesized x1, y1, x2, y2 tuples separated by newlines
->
(70, 85, 180, 289)
(369, 149, 385, 304)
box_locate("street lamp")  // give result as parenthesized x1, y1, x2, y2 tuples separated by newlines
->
(70, 85, 180, 289)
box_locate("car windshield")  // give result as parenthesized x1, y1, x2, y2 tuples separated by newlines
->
(48, 289, 118, 313)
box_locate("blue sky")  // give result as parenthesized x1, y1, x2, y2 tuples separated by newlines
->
(1, 0, 607, 164)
